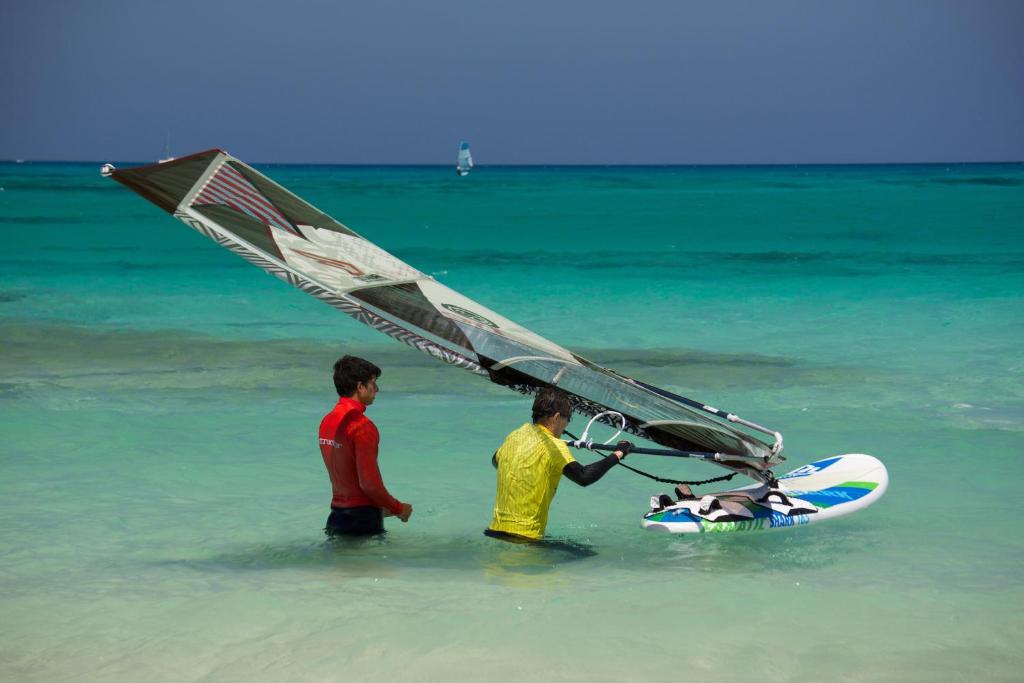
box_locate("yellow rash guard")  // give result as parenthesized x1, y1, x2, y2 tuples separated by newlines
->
(488, 422, 576, 540)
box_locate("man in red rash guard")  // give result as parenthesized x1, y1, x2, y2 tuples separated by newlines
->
(320, 355, 412, 536)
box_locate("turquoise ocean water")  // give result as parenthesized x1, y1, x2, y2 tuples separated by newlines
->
(1, 161, 1022, 681)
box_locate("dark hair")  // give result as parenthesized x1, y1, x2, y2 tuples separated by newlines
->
(532, 387, 572, 423)
(333, 355, 381, 396)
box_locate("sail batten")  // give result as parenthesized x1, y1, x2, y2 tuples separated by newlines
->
(106, 149, 781, 471)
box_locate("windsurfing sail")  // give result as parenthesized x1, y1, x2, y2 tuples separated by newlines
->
(456, 141, 473, 176)
(102, 149, 784, 480)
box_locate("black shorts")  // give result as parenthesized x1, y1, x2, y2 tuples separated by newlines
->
(325, 506, 384, 536)
(483, 528, 596, 558)
(483, 528, 536, 544)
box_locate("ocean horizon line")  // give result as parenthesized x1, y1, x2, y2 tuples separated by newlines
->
(3, 158, 1022, 170)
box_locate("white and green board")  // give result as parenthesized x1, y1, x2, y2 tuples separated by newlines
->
(641, 453, 888, 534)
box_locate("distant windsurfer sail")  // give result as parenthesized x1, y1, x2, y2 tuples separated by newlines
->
(101, 149, 887, 533)
(456, 141, 473, 176)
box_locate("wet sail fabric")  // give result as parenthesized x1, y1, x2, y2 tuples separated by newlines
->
(106, 149, 779, 470)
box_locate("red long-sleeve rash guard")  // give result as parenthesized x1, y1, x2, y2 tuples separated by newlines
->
(319, 397, 403, 515)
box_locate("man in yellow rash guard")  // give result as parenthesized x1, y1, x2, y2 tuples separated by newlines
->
(486, 387, 632, 542)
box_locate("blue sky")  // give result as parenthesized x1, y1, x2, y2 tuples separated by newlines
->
(1, 0, 1021, 164)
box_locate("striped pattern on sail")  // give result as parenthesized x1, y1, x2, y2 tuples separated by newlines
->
(192, 162, 298, 236)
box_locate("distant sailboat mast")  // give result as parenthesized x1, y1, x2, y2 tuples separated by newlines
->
(158, 131, 174, 164)
(456, 141, 473, 176)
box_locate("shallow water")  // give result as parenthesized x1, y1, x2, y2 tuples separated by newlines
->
(2, 161, 1023, 681)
